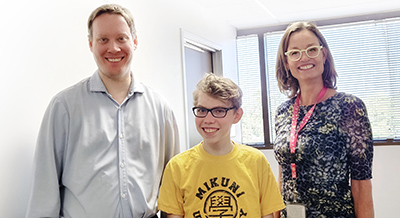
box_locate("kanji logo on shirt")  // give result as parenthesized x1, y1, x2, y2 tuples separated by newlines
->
(193, 177, 247, 218)
(204, 190, 237, 217)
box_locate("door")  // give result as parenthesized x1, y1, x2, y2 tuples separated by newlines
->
(184, 44, 213, 148)
(182, 31, 223, 149)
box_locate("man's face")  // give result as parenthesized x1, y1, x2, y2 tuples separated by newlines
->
(89, 13, 137, 80)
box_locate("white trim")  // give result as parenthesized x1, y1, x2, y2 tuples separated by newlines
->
(182, 30, 222, 52)
(180, 29, 224, 150)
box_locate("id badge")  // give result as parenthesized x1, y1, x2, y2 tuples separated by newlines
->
(286, 203, 306, 218)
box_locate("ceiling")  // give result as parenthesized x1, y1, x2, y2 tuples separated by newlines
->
(192, 0, 400, 30)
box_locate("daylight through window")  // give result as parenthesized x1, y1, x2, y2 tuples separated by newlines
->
(237, 18, 400, 148)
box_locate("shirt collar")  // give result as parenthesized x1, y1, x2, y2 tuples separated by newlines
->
(89, 70, 145, 95)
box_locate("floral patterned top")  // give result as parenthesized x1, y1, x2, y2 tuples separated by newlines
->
(274, 92, 373, 218)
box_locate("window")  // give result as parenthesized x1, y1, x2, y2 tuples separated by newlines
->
(237, 17, 400, 148)
(236, 36, 264, 145)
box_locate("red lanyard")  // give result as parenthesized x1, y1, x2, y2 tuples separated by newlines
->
(290, 87, 327, 178)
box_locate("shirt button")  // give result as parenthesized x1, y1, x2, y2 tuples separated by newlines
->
(120, 134, 123, 139)
(122, 193, 126, 198)
(120, 163, 125, 168)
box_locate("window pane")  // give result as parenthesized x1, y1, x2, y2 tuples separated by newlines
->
(236, 35, 264, 144)
(319, 20, 400, 139)
(237, 18, 400, 145)
(265, 32, 287, 143)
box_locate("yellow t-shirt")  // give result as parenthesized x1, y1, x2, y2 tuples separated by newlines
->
(158, 142, 285, 217)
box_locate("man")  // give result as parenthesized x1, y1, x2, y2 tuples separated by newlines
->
(26, 4, 179, 218)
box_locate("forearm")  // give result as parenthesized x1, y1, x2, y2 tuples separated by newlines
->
(351, 179, 374, 218)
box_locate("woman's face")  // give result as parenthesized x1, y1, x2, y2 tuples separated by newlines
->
(285, 30, 327, 85)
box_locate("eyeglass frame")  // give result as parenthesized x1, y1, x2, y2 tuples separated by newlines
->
(284, 45, 323, 61)
(192, 107, 236, 118)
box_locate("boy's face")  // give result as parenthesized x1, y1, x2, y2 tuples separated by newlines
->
(195, 91, 242, 147)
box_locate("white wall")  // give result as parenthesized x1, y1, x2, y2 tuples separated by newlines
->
(0, 0, 236, 217)
(0, 0, 398, 217)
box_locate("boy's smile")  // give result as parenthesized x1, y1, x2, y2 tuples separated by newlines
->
(195, 92, 242, 153)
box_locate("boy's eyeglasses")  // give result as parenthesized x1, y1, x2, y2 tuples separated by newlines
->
(285, 45, 323, 61)
(192, 107, 236, 118)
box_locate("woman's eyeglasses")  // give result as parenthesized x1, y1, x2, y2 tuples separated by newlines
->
(285, 45, 323, 61)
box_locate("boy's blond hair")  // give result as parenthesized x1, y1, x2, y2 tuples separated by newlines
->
(193, 73, 242, 109)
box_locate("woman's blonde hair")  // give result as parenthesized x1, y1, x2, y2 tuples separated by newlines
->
(276, 21, 337, 98)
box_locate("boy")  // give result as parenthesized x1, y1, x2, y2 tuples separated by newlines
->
(158, 74, 284, 218)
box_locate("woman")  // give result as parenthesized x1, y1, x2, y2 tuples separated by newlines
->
(274, 21, 374, 218)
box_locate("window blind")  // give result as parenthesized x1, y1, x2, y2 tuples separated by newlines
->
(237, 18, 400, 145)
(236, 35, 264, 144)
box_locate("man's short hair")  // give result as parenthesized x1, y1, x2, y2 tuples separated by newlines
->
(88, 4, 136, 39)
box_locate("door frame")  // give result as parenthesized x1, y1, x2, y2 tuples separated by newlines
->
(180, 29, 223, 150)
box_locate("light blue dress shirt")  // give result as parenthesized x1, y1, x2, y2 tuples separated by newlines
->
(26, 71, 180, 218)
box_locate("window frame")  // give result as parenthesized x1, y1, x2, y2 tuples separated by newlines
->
(237, 10, 400, 149)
